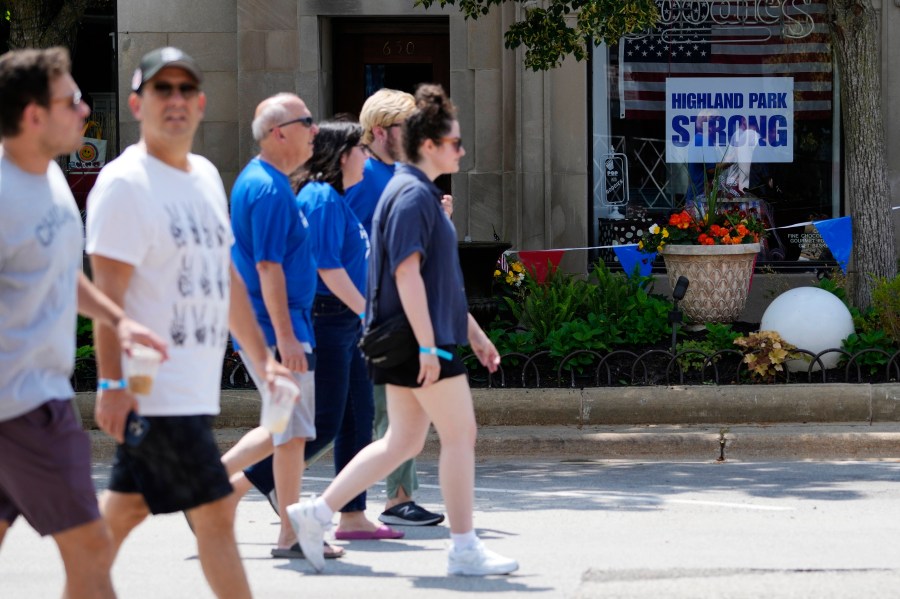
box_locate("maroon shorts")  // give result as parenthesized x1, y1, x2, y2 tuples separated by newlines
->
(0, 399, 100, 536)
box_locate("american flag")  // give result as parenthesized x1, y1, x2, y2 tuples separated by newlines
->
(618, 0, 833, 120)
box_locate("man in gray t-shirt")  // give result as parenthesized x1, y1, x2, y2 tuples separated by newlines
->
(0, 47, 166, 599)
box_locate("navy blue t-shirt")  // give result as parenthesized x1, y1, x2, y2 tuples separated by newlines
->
(344, 157, 395, 236)
(230, 158, 317, 349)
(367, 164, 468, 346)
(297, 181, 370, 297)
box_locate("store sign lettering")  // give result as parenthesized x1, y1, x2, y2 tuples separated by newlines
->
(665, 77, 794, 164)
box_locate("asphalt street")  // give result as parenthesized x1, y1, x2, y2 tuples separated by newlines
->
(5, 457, 900, 598)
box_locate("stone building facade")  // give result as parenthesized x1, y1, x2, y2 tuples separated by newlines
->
(115, 0, 900, 272)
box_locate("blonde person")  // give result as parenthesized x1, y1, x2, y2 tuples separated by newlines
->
(287, 85, 518, 576)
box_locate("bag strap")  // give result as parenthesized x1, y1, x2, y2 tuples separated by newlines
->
(369, 177, 420, 324)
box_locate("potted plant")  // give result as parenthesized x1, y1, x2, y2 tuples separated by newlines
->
(639, 181, 767, 324)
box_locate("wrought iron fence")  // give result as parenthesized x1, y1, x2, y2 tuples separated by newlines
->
(71, 347, 900, 392)
(463, 347, 900, 388)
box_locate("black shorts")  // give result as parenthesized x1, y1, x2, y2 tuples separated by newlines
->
(371, 345, 468, 388)
(108, 415, 232, 515)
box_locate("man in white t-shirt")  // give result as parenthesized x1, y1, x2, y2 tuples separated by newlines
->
(0, 47, 168, 599)
(85, 47, 289, 599)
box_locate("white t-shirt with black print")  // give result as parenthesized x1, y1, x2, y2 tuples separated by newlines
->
(86, 144, 233, 416)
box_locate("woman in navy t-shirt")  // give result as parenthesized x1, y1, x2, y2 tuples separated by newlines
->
(287, 86, 518, 576)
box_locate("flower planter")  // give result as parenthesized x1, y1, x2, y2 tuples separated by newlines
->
(661, 243, 760, 324)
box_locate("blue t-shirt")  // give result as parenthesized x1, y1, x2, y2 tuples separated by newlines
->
(344, 157, 396, 236)
(367, 164, 468, 346)
(297, 181, 370, 297)
(230, 158, 316, 349)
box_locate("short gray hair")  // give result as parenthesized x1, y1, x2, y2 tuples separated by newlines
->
(251, 93, 299, 142)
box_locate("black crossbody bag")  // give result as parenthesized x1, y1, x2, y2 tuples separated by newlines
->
(358, 191, 418, 368)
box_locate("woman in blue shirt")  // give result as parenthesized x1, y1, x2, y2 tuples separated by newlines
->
(287, 86, 518, 576)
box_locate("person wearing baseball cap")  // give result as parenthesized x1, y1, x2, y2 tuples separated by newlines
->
(87, 47, 291, 598)
(130, 46, 203, 93)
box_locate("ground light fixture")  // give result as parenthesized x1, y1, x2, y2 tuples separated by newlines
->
(670, 276, 690, 353)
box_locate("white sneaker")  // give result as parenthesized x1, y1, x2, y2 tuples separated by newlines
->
(286, 498, 329, 573)
(447, 540, 519, 576)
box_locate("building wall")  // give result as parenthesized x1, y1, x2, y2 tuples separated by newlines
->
(117, 0, 240, 189)
(116, 0, 588, 265)
(116, 0, 900, 272)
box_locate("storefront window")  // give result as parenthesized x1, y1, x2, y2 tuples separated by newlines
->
(592, 0, 839, 267)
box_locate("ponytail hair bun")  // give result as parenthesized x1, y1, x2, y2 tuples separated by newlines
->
(404, 83, 457, 163)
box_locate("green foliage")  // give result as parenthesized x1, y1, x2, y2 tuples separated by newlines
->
(545, 314, 613, 371)
(841, 330, 898, 375)
(75, 344, 95, 359)
(504, 267, 590, 343)
(76, 315, 93, 338)
(870, 275, 900, 344)
(414, 0, 659, 71)
(675, 324, 741, 372)
(486, 328, 537, 365)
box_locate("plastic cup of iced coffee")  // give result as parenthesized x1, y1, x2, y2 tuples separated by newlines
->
(260, 376, 299, 435)
(125, 345, 162, 395)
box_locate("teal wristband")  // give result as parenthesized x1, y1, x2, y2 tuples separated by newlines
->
(419, 346, 453, 361)
(98, 378, 128, 391)
(358, 311, 366, 320)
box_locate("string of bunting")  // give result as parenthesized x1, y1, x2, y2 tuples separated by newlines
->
(504, 207, 900, 281)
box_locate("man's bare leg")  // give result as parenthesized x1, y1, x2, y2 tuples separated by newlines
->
(55, 519, 116, 599)
(99, 491, 149, 557)
(188, 495, 251, 599)
(273, 438, 304, 548)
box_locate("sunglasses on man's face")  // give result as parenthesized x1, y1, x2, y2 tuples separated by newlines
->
(438, 136, 463, 152)
(148, 81, 200, 99)
(269, 116, 315, 132)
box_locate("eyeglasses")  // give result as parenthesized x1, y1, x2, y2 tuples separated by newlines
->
(50, 90, 83, 110)
(148, 81, 200, 99)
(269, 116, 315, 132)
(438, 136, 463, 152)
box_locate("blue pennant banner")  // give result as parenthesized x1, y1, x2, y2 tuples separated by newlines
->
(614, 245, 656, 279)
(813, 216, 852, 273)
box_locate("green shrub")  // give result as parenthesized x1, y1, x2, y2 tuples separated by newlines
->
(871, 275, 900, 344)
(841, 330, 898, 375)
(676, 324, 742, 372)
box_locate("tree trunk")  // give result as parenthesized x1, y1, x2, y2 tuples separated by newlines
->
(831, 0, 896, 310)
(7, 0, 91, 50)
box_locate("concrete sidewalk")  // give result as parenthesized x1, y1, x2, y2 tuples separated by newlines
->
(77, 383, 900, 461)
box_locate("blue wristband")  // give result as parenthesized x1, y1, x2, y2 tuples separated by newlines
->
(358, 311, 366, 320)
(419, 346, 454, 361)
(98, 378, 128, 391)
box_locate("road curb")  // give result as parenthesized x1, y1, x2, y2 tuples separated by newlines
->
(75, 383, 900, 430)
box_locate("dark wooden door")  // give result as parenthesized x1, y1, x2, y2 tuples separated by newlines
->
(332, 18, 450, 119)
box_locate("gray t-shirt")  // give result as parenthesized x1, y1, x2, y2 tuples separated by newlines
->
(366, 164, 468, 346)
(0, 151, 83, 421)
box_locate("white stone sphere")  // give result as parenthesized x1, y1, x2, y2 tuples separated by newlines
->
(760, 287, 855, 372)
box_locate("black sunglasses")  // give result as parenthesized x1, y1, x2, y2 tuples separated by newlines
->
(270, 116, 315, 132)
(438, 136, 464, 152)
(149, 81, 200, 99)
